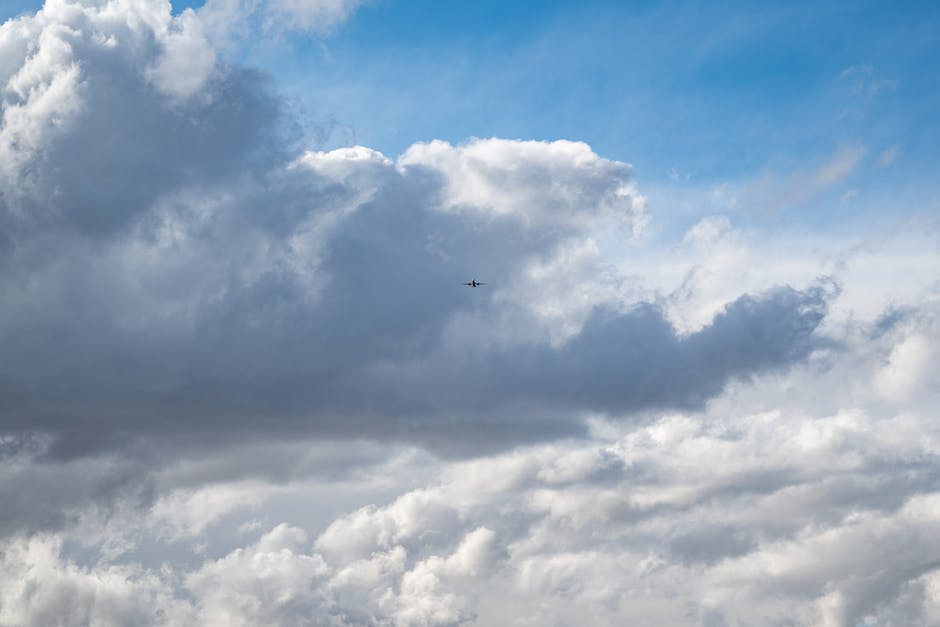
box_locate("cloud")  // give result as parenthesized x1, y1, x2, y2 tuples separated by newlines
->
(0, 534, 194, 626)
(264, 0, 369, 32)
(0, 0, 284, 243)
(879, 144, 901, 166)
(398, 138, 647, 236)
(146, 8, 217, 100)
(839, 65, 898, 103)
(3, 299, 939, 625)
(738, 145, 867, 216)
(2, 3, 938, 626)
(0, 0, 834, 463)
(196, 0, 369, 44)
(186, 524, 332, 626)
(814, 146, 866, 186)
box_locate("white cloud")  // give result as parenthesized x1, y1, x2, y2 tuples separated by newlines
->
(815, 146, 866, 185)
(186, 524, 331, 627)
(0, 277, 937, 625)
(0, 534, 194, 626)
(1, 3, 939, 626)
(399, 138, 647, 236)
(875, 331, 937, 401)
(149, 481, 277, 540)
(146, 8, 216, 100)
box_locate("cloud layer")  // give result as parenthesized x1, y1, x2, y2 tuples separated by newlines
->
(2, 301, 939, 625)
(2, 1, 939, 626)
(0, 0, 833, 460)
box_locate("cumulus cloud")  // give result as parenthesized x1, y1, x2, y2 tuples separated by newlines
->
(2, 2, 938, 626)
(0, 533, 194, 626)
(2, 300, 939, 625)
(0, 0, 284, 243)
(0, 0, 834, 463)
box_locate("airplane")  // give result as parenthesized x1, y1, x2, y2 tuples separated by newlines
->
(463, 280, 485, 287)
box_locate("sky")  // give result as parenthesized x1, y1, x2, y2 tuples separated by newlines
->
(0, 1, 939, 626)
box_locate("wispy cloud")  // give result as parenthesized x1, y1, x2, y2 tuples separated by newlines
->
(738, 145, 867, 217)
(815, 146, 866, 185)
(879, 144, 902, 166)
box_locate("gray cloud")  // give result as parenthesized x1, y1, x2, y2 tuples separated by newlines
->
(0, 0, 285, 241)
(0, 2, 835, 462)
(5, 4, 939, 626)
(0, 201, 832, 459)
(5, 307, 937, 626)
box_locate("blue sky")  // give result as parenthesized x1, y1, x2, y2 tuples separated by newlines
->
(236, 0, 934, 232)
(6, 0, 938, 231)
(248, 1, 936, 185)
(273, 0, 937, 168)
